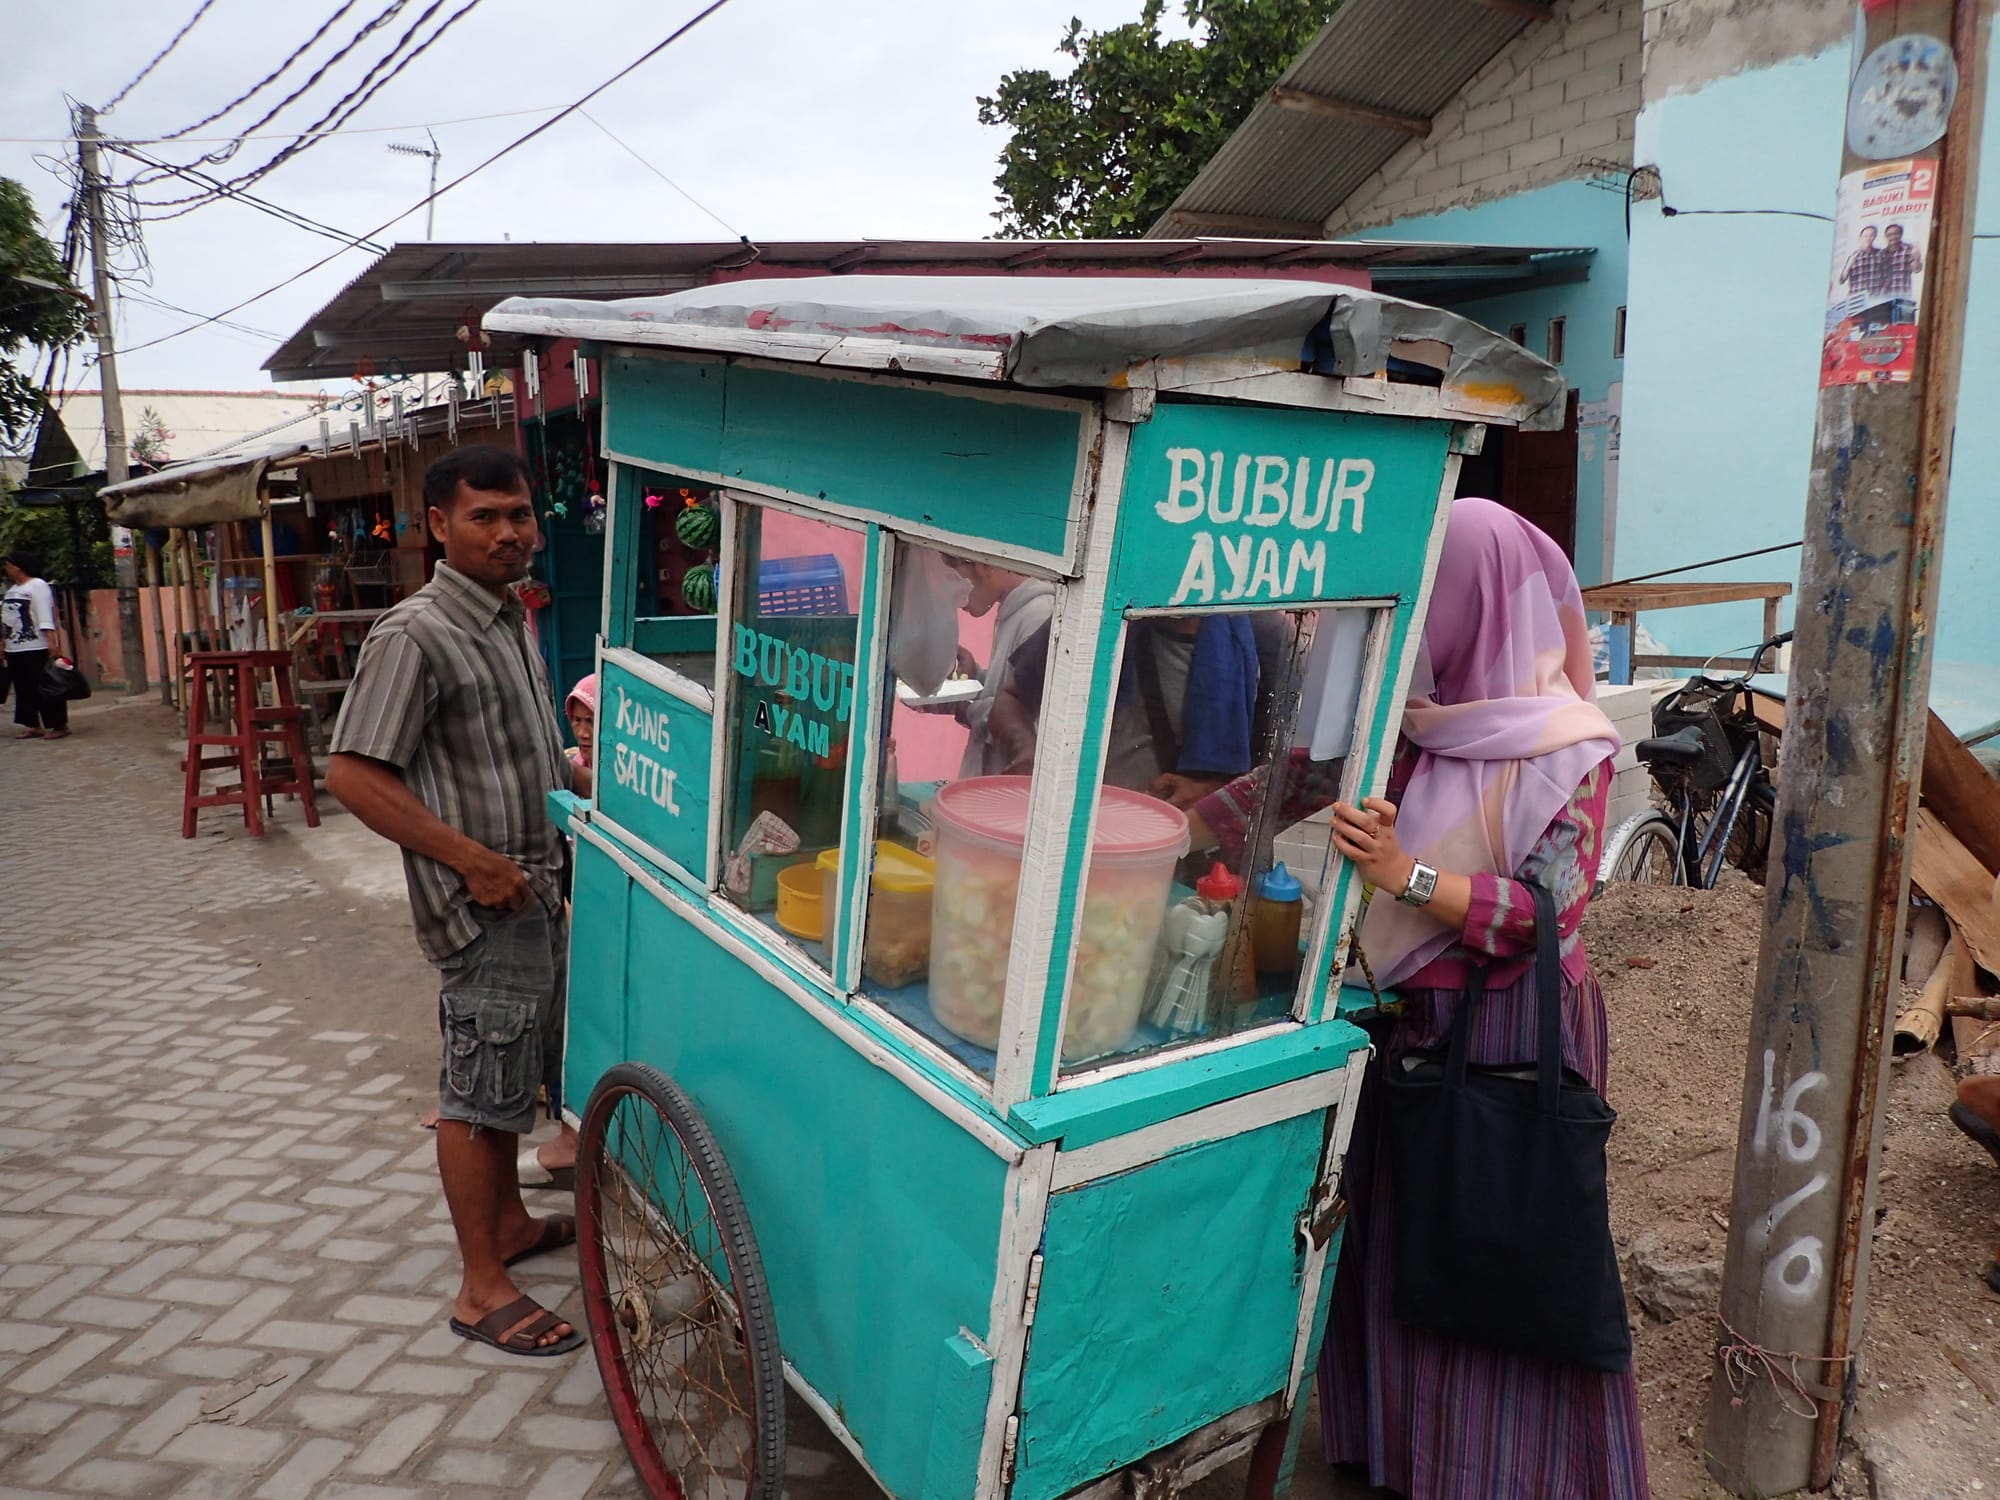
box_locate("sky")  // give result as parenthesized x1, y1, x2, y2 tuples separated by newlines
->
(2, 0, 1188, 398)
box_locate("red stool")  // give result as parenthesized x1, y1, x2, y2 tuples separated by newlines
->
(182, 650, 321, 838)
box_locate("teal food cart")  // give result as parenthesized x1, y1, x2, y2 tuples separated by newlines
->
(484, 278, 1562, 1500)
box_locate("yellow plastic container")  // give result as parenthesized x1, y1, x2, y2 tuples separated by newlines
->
(774, 862, 825, 942)
(818, 841, 936, 989)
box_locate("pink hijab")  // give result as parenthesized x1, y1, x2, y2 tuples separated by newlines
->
(1360, 499, 1620, 988)
(565, 673, 600, 767)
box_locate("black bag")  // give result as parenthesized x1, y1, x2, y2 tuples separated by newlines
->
(41, 657, 92, 703)
(1383, 879, 1632, 1372)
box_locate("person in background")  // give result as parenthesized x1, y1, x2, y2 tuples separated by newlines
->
(3, 550, 69, 741)
(1314, 498, 1643, 1499)
(563, 672, 598, 798)
(997, 613, 1261, 808)
(946, 558, 1056, 778)
(325, 445, 582, 1359)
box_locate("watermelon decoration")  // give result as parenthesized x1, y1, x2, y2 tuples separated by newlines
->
(675, 495, 719, 550)
(682, 564, 717, 613)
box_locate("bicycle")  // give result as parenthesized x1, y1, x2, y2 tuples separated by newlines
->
(1598, 633, 1790, 889)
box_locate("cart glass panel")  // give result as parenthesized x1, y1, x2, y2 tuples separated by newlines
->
(850, 539, 1062, 1081)
(717, 504, 865, 949)
(621, 464, 721, 689)
(1051, 605, 1377, 1076)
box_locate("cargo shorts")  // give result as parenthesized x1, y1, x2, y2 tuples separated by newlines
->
(433, 899, 568, 1137)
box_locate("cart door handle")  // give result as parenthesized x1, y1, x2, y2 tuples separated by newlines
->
(1298, 1191, 1348, 1252)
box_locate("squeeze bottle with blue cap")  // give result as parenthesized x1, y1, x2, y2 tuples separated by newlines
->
(1252, 863, 1305, 975)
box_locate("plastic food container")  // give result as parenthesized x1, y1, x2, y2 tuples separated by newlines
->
(929, 777, 1188, 1059)
(817, 841, 935, 990)
(774, 862, 824, 942)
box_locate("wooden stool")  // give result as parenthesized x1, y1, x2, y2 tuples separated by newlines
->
(182, 650, 321, 838)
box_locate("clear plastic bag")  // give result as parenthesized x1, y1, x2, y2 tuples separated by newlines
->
(887, 543, 969, 697)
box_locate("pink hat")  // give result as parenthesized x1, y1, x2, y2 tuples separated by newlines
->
(566, 673, 599, 716)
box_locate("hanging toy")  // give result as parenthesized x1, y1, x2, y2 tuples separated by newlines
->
(674, 493, 719, 551)
(371, 515, 393, 541)
(681, 563, 717, 613)
(394, 513, 408, 535)
(584, 491, 608, 536)
(644, 491, 664, 510)
(550, 501, 569, 519)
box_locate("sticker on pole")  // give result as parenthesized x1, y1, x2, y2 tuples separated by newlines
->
(1821, 158, 1936, 388)
(1846, 33, 1956, 159)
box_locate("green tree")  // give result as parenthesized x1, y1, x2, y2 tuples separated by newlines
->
(978, 0, 1340, 239)
(0, 178, 90, 446)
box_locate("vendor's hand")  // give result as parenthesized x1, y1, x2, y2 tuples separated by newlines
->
(955, 647, 981, 681)
(460, 845, 531, 912)
(1330, 797, 1415, 894)
(1150, 772, 1228, 810)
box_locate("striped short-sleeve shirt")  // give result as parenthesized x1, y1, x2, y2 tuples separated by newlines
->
(331, 563, 567, 960)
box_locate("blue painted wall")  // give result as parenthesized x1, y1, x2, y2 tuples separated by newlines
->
(1353, 180, 1633, 585)
(1618, 46, 2000, 676)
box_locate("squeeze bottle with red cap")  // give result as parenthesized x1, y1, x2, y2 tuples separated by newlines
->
(1195, 862, 1243, 910)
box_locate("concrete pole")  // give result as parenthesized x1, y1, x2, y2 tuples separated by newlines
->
(76, 104, 149, 694)
(1702, 2, 1992, 1493)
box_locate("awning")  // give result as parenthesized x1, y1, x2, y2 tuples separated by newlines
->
(98, 437, 314, 528)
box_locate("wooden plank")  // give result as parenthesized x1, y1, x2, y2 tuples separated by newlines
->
(1581, 580, 1794, 612)
(1911, 809, 2000, 976)
(1270, 86, 1430, 137)
(1921, 709, 2000, 874)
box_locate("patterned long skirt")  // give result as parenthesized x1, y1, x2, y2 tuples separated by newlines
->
(1318, 966, 1651, 1500)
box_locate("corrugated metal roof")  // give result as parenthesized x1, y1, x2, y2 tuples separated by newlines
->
(262, 234, 1586, 383)
(1154, 0, 1540, 236)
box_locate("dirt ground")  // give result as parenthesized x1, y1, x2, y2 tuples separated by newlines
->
(1588, 876, 2000, 1498)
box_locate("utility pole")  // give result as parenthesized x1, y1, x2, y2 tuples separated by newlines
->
(76, 104, 149, 695)
(1703, 2, 1991, 1494)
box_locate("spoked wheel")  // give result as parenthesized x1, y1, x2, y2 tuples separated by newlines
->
(576, 1063, 785, 1500)
(1600, 811, 1682, 887)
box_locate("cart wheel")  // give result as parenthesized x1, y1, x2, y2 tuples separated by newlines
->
(577, 1062, 785, 1500)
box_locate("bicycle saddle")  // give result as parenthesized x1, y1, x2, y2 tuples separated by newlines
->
(1636, 725, 1707, 765)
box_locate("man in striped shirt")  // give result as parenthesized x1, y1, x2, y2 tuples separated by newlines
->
(327, 445, 583, 1358)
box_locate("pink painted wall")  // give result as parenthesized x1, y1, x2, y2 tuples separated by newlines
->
(758, 512, 985, 783)
(78, 586, 189, 688)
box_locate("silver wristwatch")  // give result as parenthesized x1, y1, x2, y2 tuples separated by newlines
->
(1398, 860, 1439, 907)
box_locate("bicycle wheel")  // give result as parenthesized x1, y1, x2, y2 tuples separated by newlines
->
(1600, 811, 1682, 887)
(577, 1062, 786, 1500)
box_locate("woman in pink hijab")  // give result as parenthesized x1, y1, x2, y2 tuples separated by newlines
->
(1317, 499, 1647, 1499)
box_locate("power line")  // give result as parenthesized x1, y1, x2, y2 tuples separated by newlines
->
(151, 0, 374, 142)
(146, 0, 414, 179)
(117, 286, 285, 341)
(110, 145, 389, 252)
(0, 104, 562, 146)
(142, 0, 487, 214)
(578, 109, 743, 240)
(101, 0, 219, 112)
(114, 0, 741, 358)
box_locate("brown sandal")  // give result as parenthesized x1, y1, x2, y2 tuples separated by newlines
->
(503, 1213, 576, 1268)
(448, 1294, 583, 1356)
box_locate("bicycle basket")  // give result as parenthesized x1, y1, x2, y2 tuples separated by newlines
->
(1650, 682, 1741, 792)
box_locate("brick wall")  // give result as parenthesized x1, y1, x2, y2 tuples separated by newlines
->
(1324, 0, 1642, 234)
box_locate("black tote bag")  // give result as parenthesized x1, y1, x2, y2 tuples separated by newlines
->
(1382, 878, 1632, 1373)
(41, 656, 91, 702)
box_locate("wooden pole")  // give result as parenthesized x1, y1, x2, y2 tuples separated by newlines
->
(1703, 3, 1992, 1493)
(259, 509, 282, 655)
(145, 540, 172, 706)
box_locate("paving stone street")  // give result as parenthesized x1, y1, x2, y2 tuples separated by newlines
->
(0, 697, 875, 1500)
(0, 698, 1353, 1500)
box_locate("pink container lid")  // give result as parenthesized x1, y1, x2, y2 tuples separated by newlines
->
(932, 776, 1190, 859)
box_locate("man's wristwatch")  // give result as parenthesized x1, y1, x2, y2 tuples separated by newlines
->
(1397, 860, 1439, 907)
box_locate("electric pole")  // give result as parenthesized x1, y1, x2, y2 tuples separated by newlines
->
(76, 104, 149, 695)
(1703, 2, 1991, 1494)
